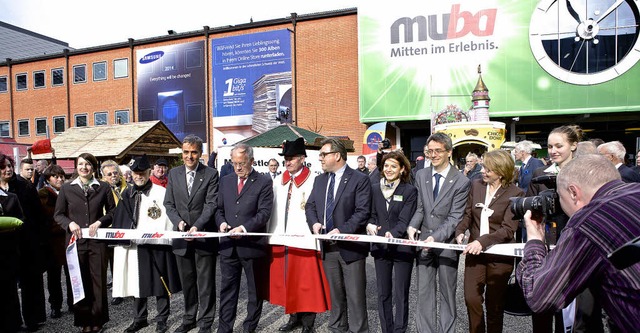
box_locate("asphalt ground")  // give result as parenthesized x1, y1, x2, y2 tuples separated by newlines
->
(27, 254, 546, 333)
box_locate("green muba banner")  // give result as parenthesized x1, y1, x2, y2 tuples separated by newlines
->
(358, 0, 640, 122)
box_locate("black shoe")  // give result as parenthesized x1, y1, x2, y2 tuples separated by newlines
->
(278, 319, 301, 332)
(173, 323, 196, 333)
(125, 321, 149, 333)
(156, 322, 168, 333)
(110, 297, 123, 305)
(51, 309, 62, 319)
(197, 328, 212, 333)
(301, 327, 314, 333)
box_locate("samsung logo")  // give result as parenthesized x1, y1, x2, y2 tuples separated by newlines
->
(140, 51, 164, 64)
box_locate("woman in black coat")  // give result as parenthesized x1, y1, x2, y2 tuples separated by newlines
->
(54, 153, 115, 333)
(0, 153, 26, 333)
(366, 150, 418, 333)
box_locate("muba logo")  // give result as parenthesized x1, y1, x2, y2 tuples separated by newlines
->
(390, 4, 497, 44)
(139, 51, 164, 64)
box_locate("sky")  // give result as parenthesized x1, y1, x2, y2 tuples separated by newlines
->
(0, 0, 359, 49)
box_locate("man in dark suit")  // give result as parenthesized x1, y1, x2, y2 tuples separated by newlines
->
(164, 134, 219, 333)
(408, 133, 471, 333)
(216, 143, 273, 333)
(411, 143, 431, 182)
(305, 138, 372, 333)
(514, 140, 545, 191)
(598, 141, 640, 183)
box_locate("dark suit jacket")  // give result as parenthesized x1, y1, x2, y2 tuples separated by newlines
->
(455, 179, 524, 256)
(618, 164, 640, 183)
(517, 157, 545, 191)
(164, 163, 219, 256)
(305, 165, 372, 263)
(215, 169, 273, 259)
(369, 181, 417, 261)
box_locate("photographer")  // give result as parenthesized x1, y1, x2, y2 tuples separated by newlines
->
(516, 154, 640, 333)
(525, 124, 603, 333)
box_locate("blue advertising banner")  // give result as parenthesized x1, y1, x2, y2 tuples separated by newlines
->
(137, 41, 206, 141)
(212, 29, 292, 147)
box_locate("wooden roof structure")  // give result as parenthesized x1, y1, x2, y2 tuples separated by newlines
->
(236, 124, 354, 152)
(31, 120, 181, 162)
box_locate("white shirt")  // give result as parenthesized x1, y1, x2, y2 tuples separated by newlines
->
(432, 164, 451, 194)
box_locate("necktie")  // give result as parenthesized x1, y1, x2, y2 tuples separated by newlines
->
(187, 171, 195, 195)
(433, 173, 442, 199)
(238, 177, 246, 194)
(519, 163, 526, 184)
(325, 173, 335, 231)
(272, 173, 276, 180)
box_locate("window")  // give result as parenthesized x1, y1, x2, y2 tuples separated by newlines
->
(35, 118, 47, 135)
(16, 73, 27, 91)
(53, 116, 66, 133)
(0, 76, 8, 92)
(33, 71, 45, 89)
(115, 110, 129, 124)
(94, 112, 108, 126)
(186, 103, 204, 123)
(52, 68, 64, 86)
(75, 114, 87, 127)
(18, 119, 29, 136)
(114, 58, 128, 78)
(0, 122, 10, 137)
(73, 64, 86, 83)
(93, 61, 107, 81)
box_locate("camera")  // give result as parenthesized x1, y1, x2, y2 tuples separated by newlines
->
(510, 175, 560, 220)
(381, 138, 391, 149)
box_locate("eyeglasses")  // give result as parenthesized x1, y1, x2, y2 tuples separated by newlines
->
(426, 149, 448, 156)
(319, 151, 338, 158)
(106, 172, 119, 177)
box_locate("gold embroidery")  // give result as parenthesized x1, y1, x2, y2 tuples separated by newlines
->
(300, 191, 306, 210)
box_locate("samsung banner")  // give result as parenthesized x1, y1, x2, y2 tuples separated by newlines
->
(358, 0, 640, 122)
(137, 41, 207, 141)
(212, 30, 292, 147)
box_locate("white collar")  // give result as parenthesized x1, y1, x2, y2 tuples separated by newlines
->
(71, 177, 100, 188)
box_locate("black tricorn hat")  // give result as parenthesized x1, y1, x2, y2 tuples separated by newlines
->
(130, 155, 151, 172)
(279, 137, 306, 157)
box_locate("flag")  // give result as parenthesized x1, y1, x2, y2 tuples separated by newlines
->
(362, 122, 387, 155)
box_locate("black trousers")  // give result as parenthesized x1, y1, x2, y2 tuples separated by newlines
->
(47, 262, 73, 311)
(133, 296, 170, 324)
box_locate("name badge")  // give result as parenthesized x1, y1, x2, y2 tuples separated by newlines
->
(393, 195, 403, 202)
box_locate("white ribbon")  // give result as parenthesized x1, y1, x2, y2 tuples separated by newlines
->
(81, 229, 529, 257)
(65, 236, 85, 304)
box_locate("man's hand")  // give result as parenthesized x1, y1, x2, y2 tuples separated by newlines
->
(384, 231, 393, 238)
(455, 233, 466, 245)
(422, 236, 435, 250)
(327, 228, 340, 235)
(88, 221, 101, 237)
(524, 210, 546, 241)
(178, 221, 187, 231)
(229, 226, 245, 239)
(407, 226, 418, 241)
(312, 223, 323, 235)
(219, 222, 229, 233)
(366, 223, 380, 236)
(463, 240, 482, 255)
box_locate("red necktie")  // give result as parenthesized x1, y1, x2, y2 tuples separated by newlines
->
(238, 177, 246, 194)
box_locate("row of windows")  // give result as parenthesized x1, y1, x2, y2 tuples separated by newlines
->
(0, 59, 129, 92)
(0, 110, 130, 138)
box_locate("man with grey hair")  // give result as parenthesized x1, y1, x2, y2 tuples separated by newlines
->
(165, 134, 220, 333)
(574, 141, 598, 157)
(597, 141, 640, 183)
(517, 154, 640, 332)
(514, 140, 545, 191)
(216, 143, 273, 333)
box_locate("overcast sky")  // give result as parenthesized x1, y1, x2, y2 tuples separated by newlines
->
(0, 0, 358, 49)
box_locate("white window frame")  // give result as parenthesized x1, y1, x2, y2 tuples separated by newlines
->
(33, 70, 46, 89)
(18, 119, 30, 136)
(0, 76, 7, 93)
(16, 73, 28, 91)
(115, 110, 130, 124)
(94, 112, 108, 126)
(35, 118, 48, 136)
(0, 121, 10, 137)
(114, 58, 128, 79)
(74, 114, 88, 127)
(93, 61, 107, 81)
(51, 68, 64, 86)
(73, 64, 87, 84)
(53, 116, 66, 133)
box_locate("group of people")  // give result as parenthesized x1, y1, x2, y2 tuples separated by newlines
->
(1, 124, 638, 333)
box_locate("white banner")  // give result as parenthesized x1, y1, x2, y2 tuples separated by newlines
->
(82, 229, 527, 257)
(65, 236, 85, 304)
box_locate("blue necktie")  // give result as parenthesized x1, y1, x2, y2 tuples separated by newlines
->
(325, 173, 335, 231)
(433, 173, 442, 199)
